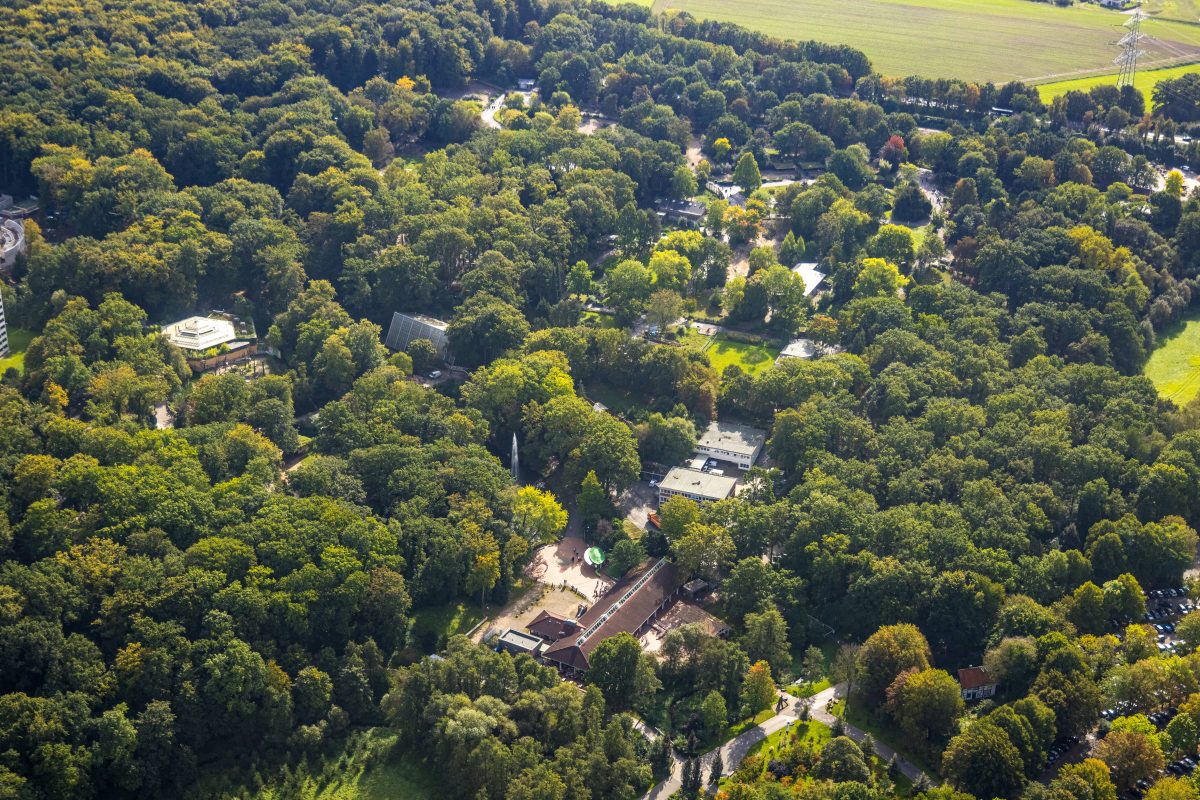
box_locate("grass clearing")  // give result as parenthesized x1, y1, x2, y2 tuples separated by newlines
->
(581, 309, 621, 329)
(707, 335, 781, 375)
(251, 729, 436, 800)
(682, 327, 781, 376)
(786, 677, 832, 699)
(1036, 62, 1200, 102)
(747, 719, 833, 762)
(410, 601, 485, 652)
(643, 0, 1200, 82)
(0, 328, 34, 374)
(1145, 308, 1200, 405)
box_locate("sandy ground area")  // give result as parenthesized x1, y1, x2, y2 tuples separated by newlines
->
(528, 535, 615, 600)
(617, 481, 659, 531)
(578, 116, 613, 135)
(473, 585, 586, 643)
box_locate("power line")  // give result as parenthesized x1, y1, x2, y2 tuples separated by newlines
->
(1115, 10, 1148, 90)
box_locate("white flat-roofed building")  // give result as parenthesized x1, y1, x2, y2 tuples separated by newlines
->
(498, 629, 545, 657)
(384, 312, 450, 358)
(0, 219, 25, 271)
(658, 467, 737, 505)
(694, 421, 766, 470)
(163, 316, 237, 353)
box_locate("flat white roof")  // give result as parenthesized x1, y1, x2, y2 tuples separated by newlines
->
(499, 629, 543, 650)
(779, 338, 818, 360)
(696, 421, 767, 458)
(162, 316, 237, 351)
(659, 467, 737, 500)
(792, 263, 826, 296)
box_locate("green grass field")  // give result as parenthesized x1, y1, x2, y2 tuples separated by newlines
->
(0, 328, 34, 374)
(682, 327, 781, 375)
(409, 601, 485, 651)
(253, 729, 436, 800)
(644, 0, 1200, 82)
(706, 336, 781, 375)
(1037, 63, 1200, 101)
(1145, 0, 1200, 23)
(744, 720, 832, 766)
(1145, 309, 1200, 406)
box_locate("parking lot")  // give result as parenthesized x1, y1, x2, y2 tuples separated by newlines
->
(1045, 586, 1198, 792)
(1102, 705, 1197, 800)
(1141, 587, 1194, 655)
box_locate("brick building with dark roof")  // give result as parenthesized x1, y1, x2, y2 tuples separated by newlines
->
(532, 558, 681, 676)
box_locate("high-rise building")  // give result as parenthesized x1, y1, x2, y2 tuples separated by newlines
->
(0, 289, 9, 358)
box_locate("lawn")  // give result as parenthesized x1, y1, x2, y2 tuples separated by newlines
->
(682, 328, 782, 376)
(0, 327, 34, 374)
(1036, 62, 1200, 102)
(410, 601, 485, 652)
(785, 677, 832, 699)
(1144, 308, 1200, 406)
(581, 309, 621, 329)
(747, 718, 833, 763)
(252, 729, 436, 800)
(643, 0, 1200, 82)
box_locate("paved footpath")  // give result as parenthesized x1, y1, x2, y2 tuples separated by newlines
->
(641, 684, 931, 799)
(642, 690, 802, 799)
(808, 683, 931, 784)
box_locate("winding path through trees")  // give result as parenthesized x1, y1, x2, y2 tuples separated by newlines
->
(640, 683, 932, 799)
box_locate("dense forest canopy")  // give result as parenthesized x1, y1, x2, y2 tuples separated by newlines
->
(3, 0, 1200, 798)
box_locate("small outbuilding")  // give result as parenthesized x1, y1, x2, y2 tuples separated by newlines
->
(499, 629, 545, 657)
(777, 338, 818, 362)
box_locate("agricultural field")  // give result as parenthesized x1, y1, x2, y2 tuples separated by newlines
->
(1036, 62, 1200, 101)
(644, 0, 1200, 82)
(1144, 0, 1200, 23)
(1144, 309, 1200, 406)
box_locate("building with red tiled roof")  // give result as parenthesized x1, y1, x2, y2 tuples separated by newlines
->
(533, 558, 680, 676)
(957, 666, 997, 701)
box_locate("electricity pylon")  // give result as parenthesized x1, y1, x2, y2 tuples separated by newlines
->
(1115, 10, 1147, 90)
